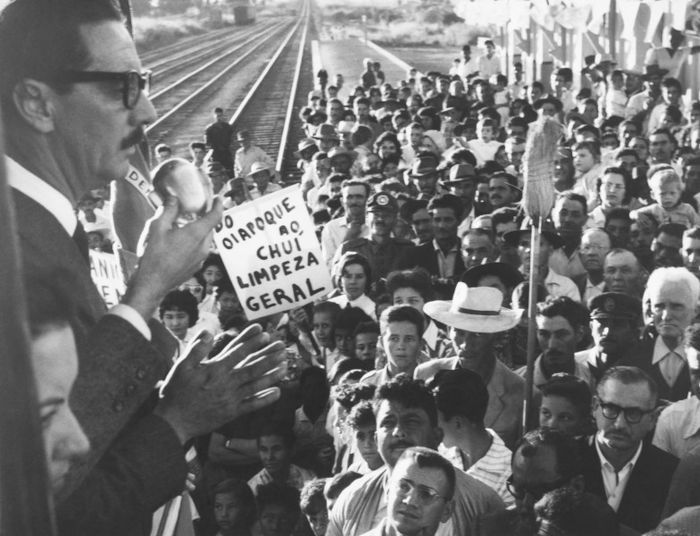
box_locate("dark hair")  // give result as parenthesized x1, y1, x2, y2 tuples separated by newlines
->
(374, 374, 437, 427)
(354, 96, 371, 108)
(256, 482, 300, 521)
(335, 382, 376, 412)
(555, 190, 588, 214)
(513, 428, 583, 482)
(299, 479, 328, 515)
(380, 304, 425, 338)
(490, 172, 519, 188)
(159, 289, 199, 327)
(427, 193, 464, 221)
(214, 278, 236, 300)
(604, 207, 631, 227)
(491, 206, 521, 229)
(189, 141, 206, 151)
(329, 358, 371, 384)
(572, 140, 601, 159)
(212, 478, 257, 530)
(257, 422, 296, 449)
(649, 127, 676, 145)
(597, 366, 658, 406)
(325, 471, 362, 502)
(540, 373, 592, 422)
(396, 447, 456, 500)
(429, 368, 489, 426)
(336, 252, 372, 294)
(399, 199, 429, 222)
(341, 178, 371, 197)
(351, 125, 374, 147)
(662, 77, 682, 91)
(25, 271, 77, 337)
(386, 268, 434, 302)
(656, 222, 686, 240)
(598, 166, 634, 205)
(347, 400, 376, 430)
(374, 131, 402, 157)
(554, 67, 573, 83)
(314, 300, 342, 321)
(536, 296, 590, 332)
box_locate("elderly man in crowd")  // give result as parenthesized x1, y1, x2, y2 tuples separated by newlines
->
(577, 228, 612, 303)
(327, 375, 504, 536)
(619, 267, 700, 401)
(0, 0, 287, 534)
(415, 284, 525, 448)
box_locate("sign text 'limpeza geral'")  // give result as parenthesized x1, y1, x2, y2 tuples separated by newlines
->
(213, 186, 332, 320)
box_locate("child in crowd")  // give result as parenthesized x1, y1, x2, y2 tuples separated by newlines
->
(492, 73, 511, 127)
(211, 478, 257, 536)
(248, 425, 316, 495)
(468, 117, 501, 166)
(329, 252, 377, 320)
(300, 479, 329, 536)
(605, 70, 627, 119)
(198, 253, 226, 314)
(632, 166, 699, 228)
(311, 301, 342, 376)
(159, 289, 198, 349)
(346, 401, 384, 474)
(539, 373, 594, 438)
(331, 306, 373, 361)
(294, 367, 334, 476)
(323, 471, 362, 512)
(572, 140, 604, 209)
(353, 321, 380, 366)
(256, 482, 302, 536)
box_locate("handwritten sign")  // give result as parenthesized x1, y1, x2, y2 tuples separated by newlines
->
(214, 186, 332, 320)
(89, 250, 126, 308)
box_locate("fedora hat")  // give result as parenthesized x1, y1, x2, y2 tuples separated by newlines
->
(442, 163, 477, 186)
(424, 284, 522, 333)
(642, 64, 669, 80)
(293, 138, 318, 158)
(247, 161, 272, 177)
(408, 153, 439, 178)
(313, 123, 340, 141)
(327, 146, 357, 162)
(461, 262, 523, 289)
(533, 95, 563, 112)
(503, 218, 563, 249)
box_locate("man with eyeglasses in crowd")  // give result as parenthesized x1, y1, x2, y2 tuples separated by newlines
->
(581, 366, 678, 533)
(361, 447, 455, 536)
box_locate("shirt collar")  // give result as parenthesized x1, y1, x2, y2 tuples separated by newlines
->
(586, 278, 606, 291)
(432, 238, 459, 253)
(6, 156, 77, 235)
(652, 336, 686, 365)
(595, 432, 643, 471)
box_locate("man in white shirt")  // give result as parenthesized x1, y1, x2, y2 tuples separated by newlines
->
(477, 40, 501, 80)
(320, 179, 370, 268)
(582, 366, 678, 533)
(454, 45, 479, 83)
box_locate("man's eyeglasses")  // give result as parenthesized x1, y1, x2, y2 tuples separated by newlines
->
(595, 398, 655, 424)
(395, 478, 447, 505)
(505, 475, 568, 501)
(57, 70, 151, 109)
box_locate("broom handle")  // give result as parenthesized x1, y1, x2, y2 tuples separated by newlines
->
(523, 218, 541, 432)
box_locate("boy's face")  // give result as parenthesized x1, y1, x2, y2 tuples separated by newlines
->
(409, 126, 424, 146)
(355, 332, 378, 362)
(305, 507, 329, 536)
(313, 312, 334, 348)
(260, 503, 296, 536)
(652, 181, 682, 209)
(354, 424, 382, 468)
(478, 124, 494, 142)
(258, 435, 291, 477)
(573, 148, 596, 173)
(335, 327, 354, 356)
(214, 492, 243, 533)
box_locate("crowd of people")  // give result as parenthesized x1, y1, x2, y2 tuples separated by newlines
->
(9, 0, 700, 535)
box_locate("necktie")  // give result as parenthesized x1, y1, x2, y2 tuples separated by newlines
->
(72, 221, 89, 263)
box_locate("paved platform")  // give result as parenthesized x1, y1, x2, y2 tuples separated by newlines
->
(315, 38, 418, 99)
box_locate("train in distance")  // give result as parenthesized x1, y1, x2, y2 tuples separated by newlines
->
(230, 0, 256, 25)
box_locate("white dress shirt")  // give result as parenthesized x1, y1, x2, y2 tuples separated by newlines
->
(652, 337, 686, 388)
(543, 269, 582, 302)
(653, 396, 700, 458)
(433, 239, 460, 279)
(595, 435, 643, 512)
(6, 156, 150, 339)
(320, 216, 370, 268)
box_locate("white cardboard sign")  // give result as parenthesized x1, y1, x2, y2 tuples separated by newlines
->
(213, 185, 332, 320)
(89, 250, 126, 308)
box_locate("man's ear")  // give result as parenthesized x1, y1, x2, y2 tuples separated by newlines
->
(440, 499, 454, 523)
(12, 79, 56, 134)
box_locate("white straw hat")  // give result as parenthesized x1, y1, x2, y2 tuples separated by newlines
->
(424, 284, 523, 333)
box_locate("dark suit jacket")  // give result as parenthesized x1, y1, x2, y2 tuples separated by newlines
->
(13, 190, 186, 533)
(581, 439, 679, 533)
(397, 241, 466, 300)
(617, 335, 691, 402)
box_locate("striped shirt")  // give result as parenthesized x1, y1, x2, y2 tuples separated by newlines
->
(440, 429, 514, 508)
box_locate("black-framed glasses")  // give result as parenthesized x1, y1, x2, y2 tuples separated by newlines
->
(395, 478, 447, 505)
(505, 475, 568, 501)
(595, 398, 655, 424)
(57, 70, 151, 109)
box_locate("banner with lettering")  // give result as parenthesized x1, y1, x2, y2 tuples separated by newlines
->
(213, 186, 333, 321)
(90, 250, 127, 307)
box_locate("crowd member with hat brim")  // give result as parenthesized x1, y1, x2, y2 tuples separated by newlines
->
(415, 285, 527, 449)
(246, 161, 281, 199)
(461, 262, 523, 307)
(332, 191, 413, 291)
(408, 151, 443, 201)
(505, 218, 582, 302)
(234, 129, 275, 179)
(441, 163, 478, 235)
(625, 65, 667, 125)
(328, 146, 358, 176)
(314, 123, 341, 153)
(533, 96, 564, 118)
(575, 292, 642, 384)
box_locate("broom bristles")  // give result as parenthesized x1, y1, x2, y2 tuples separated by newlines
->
(522, 116, 563, 220)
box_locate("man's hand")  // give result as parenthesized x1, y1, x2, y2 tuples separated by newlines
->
(123, 195, 223, 321)
(154, 325, 287, 444)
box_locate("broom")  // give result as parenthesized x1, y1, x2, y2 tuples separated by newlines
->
(520, 115, 561, 432)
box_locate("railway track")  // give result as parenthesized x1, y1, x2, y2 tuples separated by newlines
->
(225, 0, 313, 184)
